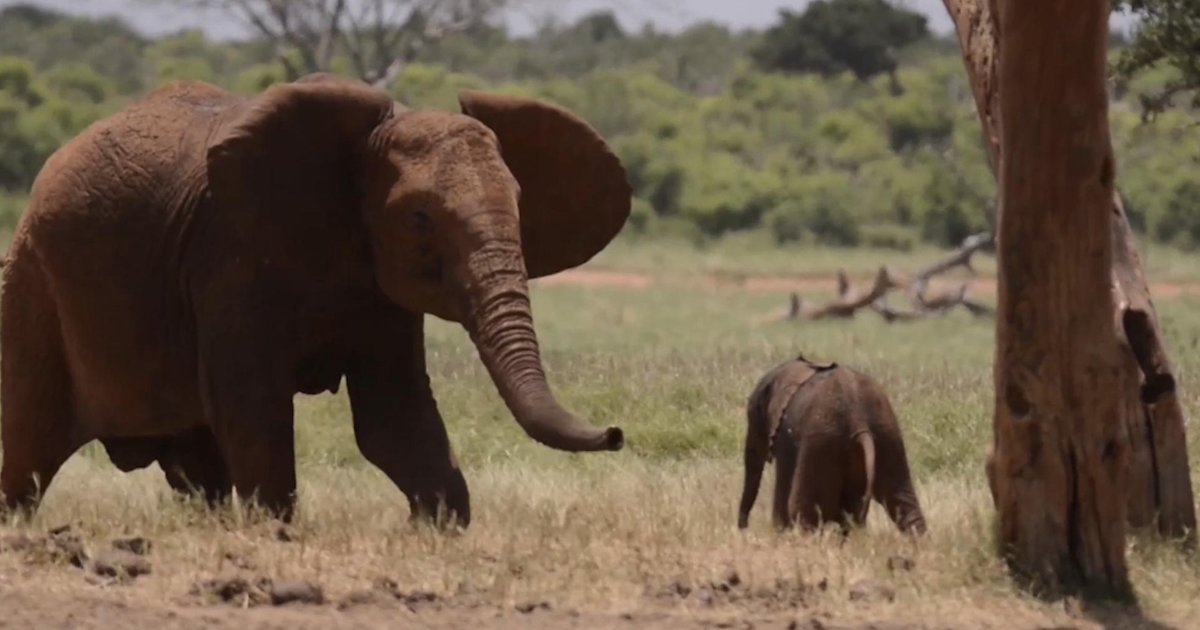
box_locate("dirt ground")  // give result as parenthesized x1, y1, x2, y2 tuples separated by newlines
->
(0, 589, 913, 630)
(0, 578, 1163, 630)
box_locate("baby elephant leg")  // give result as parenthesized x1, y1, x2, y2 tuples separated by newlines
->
(787, 440, 847, 532)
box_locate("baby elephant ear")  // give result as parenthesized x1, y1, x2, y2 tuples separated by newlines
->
(458, 90, 631, 279)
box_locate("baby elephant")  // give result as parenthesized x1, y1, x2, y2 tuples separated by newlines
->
(739, 355, 927, 535)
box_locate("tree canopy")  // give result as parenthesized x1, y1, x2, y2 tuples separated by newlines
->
(1113, 0, 1200, 118)
(751, 0, 929, 81)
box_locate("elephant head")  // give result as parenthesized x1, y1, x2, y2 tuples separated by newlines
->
(206, 75, 627, 453)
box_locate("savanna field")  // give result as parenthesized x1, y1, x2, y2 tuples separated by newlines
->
(2, 237, 1200, 629)
(1, 0, 1199, 627)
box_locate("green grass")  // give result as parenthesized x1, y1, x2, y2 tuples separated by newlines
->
(589, 230, 1200, 285)
(589, 231, 993, 278)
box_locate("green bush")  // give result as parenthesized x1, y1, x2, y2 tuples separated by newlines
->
(1155, 180, 1200, 249)
(767, 173, 860, 246)
(0, 6, 1195, 252)
(0, 191, 26, 231)
(860, 223, 917, 251)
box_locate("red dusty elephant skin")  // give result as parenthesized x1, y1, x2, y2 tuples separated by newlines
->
(0, 74, 629, 527)
(739, 355, 927, 535)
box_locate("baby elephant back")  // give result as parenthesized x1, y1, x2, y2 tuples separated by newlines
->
(766, 358, 838, 457)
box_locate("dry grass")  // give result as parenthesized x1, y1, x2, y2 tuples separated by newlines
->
(3, 243, 1200, 628)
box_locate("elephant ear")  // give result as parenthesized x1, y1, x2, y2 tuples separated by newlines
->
(207, 77, 395, 229)
(795, 353, 837, 371)
(458, 90, 631, 279)
(766, 361, 828, 458)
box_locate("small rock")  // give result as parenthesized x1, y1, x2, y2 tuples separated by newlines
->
(693, 586, 715, 607)
(0, 533, 34, 552)
(848, 578, 895, 604)
(666, 580, 692, 598)
(91, 549, 151, 580)
(47, 527, 88, 567)
(816, 577, 828, 592)
(222, 551, 255, 571)
(712, 569, 741, 593)
(112, 536, 152, 556)
(193, 576, 267, 606)
(515, 600, 552, 614)
(269, 580, 325, 606)
(723, 569, 742, 588)
(84, 573, 118, 588)
(886, 555, 915, 573)
(397, 590, 439, 608)
(373, 576, 400, 594)
(337, 590, 380, 610)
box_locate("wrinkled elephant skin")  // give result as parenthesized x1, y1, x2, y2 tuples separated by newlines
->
(739, 356, 927, 535)
(0, 74, 630, 527)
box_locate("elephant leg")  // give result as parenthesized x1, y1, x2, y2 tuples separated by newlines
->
(840, 441, 871, 529)
(771, 443, 797, 529)
(198, 328, 297, 521)
(738, 441, 767, 529)
(207, 386, 295, 521)
(159, 426, 233, 506)
(0, 275, 85, 514)
(871, 401, 928, 535)
(787, 439, 846, 533)
(210, 395, 295, 521)
(874, 471, 927, 535)
(345, 314, 469, 528)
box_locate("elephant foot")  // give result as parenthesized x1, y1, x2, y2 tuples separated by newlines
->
(159, 427, 233, 508)
(406, 469, 471, 530)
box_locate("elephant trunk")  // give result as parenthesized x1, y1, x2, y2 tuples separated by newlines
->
(888, 488, 928, 535)
(458, 240, 623, 453)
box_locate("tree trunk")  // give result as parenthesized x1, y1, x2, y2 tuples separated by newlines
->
(991, 0, 1132, 594)
(943, 0, 1196, 544)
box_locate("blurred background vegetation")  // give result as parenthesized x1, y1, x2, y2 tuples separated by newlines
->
(0, 0, 1196, 253)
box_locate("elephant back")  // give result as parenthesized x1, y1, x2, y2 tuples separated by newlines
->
(765, 357, 838, 460)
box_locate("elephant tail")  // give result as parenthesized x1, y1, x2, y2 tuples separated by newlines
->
(855, 430, 876, 525)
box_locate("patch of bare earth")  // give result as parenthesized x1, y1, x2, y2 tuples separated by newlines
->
(0, 469, 1185, 630)
(0, 564, 1177, 630)
(0, 588, 913, 630)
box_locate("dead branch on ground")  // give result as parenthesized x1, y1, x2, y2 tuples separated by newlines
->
(782, 231, 996, 324)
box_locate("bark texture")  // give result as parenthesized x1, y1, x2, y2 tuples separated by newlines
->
(992, 0, 1131, 593)
(943, 0, 1196, 544)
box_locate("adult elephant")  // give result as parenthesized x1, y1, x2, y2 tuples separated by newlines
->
(0, 74, 628, 527)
